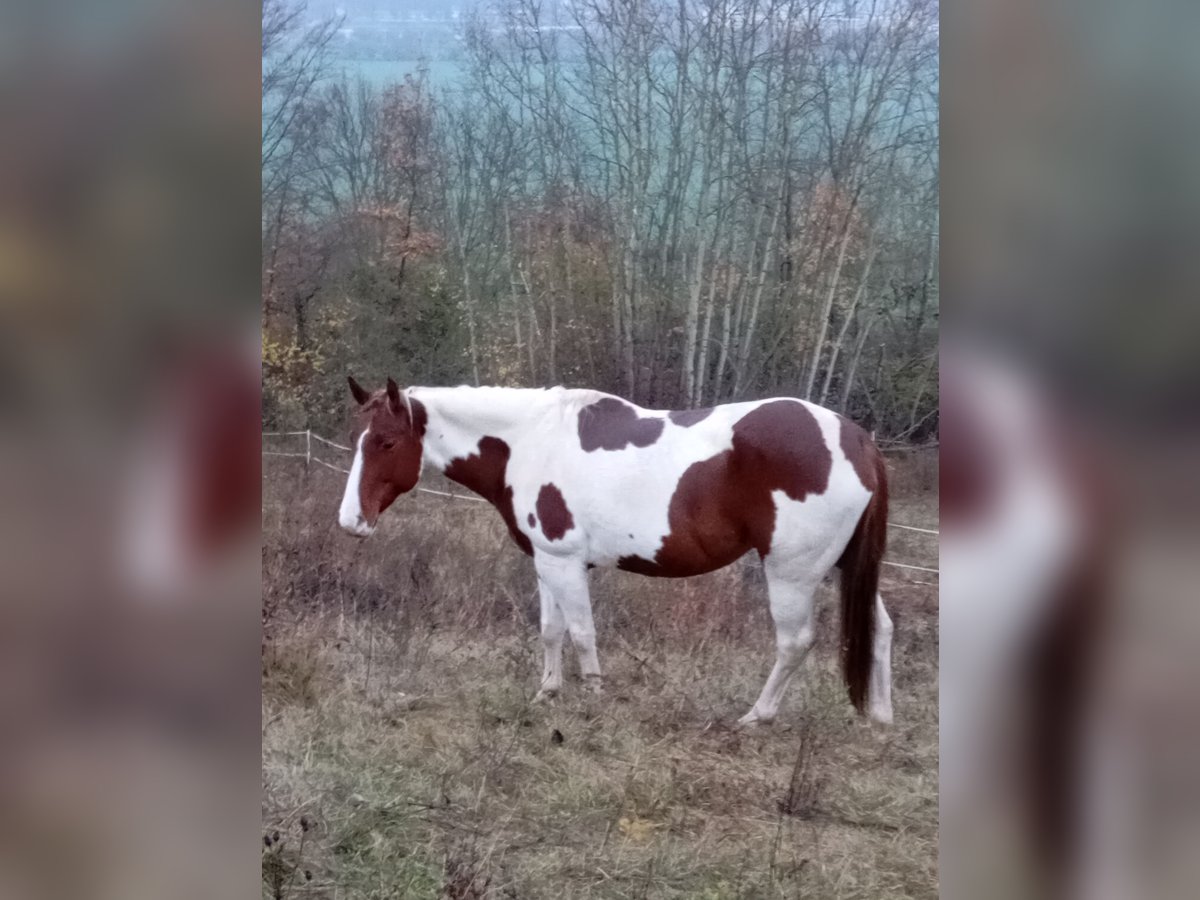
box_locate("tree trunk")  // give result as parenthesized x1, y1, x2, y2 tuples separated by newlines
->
(802, 187, 861, 400)
(839, 313, 875, 414)
(733, 201, 781, 398)
(819, 234, 878, 406)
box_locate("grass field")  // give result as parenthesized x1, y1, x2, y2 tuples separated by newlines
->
(262, 454, 939, 899)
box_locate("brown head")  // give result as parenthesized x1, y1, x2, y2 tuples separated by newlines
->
(338, 376, 426, 536)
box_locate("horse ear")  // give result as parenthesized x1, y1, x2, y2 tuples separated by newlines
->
(386, 377, 414, 422)
(348, 376, 369, 406)
(386, 377, 405, 417)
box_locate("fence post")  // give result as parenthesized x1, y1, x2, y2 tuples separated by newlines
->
(305, 429, 312, 468)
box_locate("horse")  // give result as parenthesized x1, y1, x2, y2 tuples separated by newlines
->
(337, 377, 894, 726)
(940, 348, 1114, 897)
(123, 332, 262, 600)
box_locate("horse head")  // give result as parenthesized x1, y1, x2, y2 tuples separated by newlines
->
(338, 376, 425, 537)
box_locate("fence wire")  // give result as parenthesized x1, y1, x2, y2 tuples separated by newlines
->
(264, 430, 939, 574)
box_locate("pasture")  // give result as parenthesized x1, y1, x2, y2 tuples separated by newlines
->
(262, 453, 938, 899)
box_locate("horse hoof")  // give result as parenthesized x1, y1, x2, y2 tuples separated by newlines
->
(584, 677, 603, 696)
(869, 704, 894, 726)
(533, 689, 559, 704)
(736, 712, 773, 729)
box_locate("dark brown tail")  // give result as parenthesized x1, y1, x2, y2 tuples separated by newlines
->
(837, 446, 888, 713)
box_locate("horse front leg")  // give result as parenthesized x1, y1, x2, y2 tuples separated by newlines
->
(534, 554, 600, 694)
(534, 579, 566, 702)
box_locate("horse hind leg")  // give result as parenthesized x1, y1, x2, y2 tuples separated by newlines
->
(869, 592, 895, 725)
(738, 566, 821, 727)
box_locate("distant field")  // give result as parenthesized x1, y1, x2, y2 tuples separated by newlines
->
(334, 59, 464, 89)
(261, 455, 939, 899)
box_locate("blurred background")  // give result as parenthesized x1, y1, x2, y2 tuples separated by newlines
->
(943, 0, 1200, 898)
(0, 1, 259, 897)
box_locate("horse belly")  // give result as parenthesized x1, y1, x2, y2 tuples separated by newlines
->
(615, 517, 751, 578)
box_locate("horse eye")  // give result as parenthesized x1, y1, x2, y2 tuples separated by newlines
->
(380, 438, 397, 450)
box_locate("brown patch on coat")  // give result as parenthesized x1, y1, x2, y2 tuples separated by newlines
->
(443, 436, 533, 556)
(352, 390, 428, 526)
(616, 554, 662, 575)
(528, 513, 537, 528)
(535, 483, 575, 541)
(939, 376, 997, 528)
(147, 341, 261, 569)
(668, 407, 714, 427)
(838, 415, 882, 492)
(577, 397, 664, 451)
(618, 400, 833, 577)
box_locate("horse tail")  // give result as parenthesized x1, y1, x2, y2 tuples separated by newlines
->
(838, 444, 888, 714)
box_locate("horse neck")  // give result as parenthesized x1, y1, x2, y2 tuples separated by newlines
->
(410, 386, 556, 473)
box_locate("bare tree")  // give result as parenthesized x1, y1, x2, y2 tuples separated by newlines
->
(263, 0, 940, 441)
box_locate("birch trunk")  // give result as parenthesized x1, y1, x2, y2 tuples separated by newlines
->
(818, 234, 878, 406)
(802, 188, 861, 400)
(733, 201, 781, 397)
(839, 312, 876, 413)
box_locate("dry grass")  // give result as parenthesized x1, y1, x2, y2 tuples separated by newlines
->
(262, 458, 938, 899)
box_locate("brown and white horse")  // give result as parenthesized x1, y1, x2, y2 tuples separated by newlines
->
(338, 378, 894, 726)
